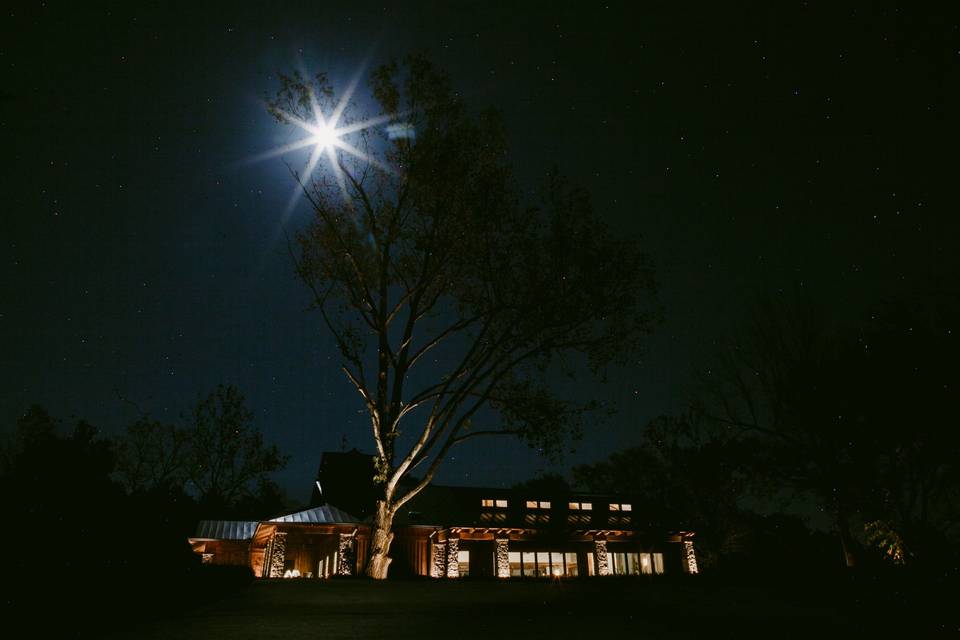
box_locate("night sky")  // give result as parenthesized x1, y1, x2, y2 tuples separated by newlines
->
(3, 2, 957, 503)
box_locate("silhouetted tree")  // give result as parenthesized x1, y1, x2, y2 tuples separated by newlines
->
(574, 408, 750, 569)
(114, 384, 289, 514)
(184, 384, 288, 512)
(512, 473, 572, 494)
(702, 291, 960, 568)
(269, 54, 659, 577)
(0, 406, 126, 631)
(852, 299, 960, 566)
(1, 405, 256, 635)
(115, 416, 188, 493)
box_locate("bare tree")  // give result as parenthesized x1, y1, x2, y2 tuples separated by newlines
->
(269, 55, 659, 578)
(185, 384, 287, 509)
(114, 385, 288, 511)
(114, 417, 188, 494)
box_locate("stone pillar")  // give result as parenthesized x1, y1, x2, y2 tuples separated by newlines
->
(431, 541, 447, 578)
(201, 553, 214, 565)
(338, 533, 355, 576)
(446, 538, 460, 578)
(682, 539, 699, 574)
(261, 539, 273, 577)
(594, 538, 611, 576)
(495, 538, 510, 578)
(269, 532, 287, 578)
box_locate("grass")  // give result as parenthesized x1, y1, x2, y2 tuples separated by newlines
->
(107, 575, 880, 639)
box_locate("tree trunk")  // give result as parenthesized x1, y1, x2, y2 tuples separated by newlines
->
(837, 512, 857, 568)
(365, 499, 395, 579)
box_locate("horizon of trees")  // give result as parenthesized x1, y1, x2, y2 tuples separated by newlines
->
(573, 289, 960, 572)
(0, 385, 283, 636)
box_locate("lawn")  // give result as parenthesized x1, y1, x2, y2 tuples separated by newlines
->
(108, 576, 873, 639)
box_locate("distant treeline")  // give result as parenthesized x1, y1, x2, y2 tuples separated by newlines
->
(573, 289, 960, 574)
(0, 384, 289, 636)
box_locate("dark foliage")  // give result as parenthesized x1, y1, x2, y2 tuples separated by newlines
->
(0, 406, 256, 637)
(575, 289, 960, 579)
(114, 384, 291, 519)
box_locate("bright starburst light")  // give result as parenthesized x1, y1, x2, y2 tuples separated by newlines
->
(252, 66, 402, 215)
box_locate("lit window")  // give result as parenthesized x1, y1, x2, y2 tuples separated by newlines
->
(522, 551, 535, 576)
(513, 551, 581, 577)
(610, 552, 640, 575)
(457, 550, 470, 577)
(609, 503, 620, 511)
(526, 500, 551, 509)
(569, 501, 593, 511)
(540, 501, 551, 509)
(536, 552, 551, 577)
(640, 553, 652, 575)
(581, 502, 592, 511)
(526, 500, 538, 509)
(495, 499, 508, 508)
(568, 502, 579, 510)
(621, 504, 632, 512)
(481, 499, 494, 507)
(509, 551, 523, 577)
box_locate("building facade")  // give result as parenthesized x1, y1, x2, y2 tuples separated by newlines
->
(189, 450, 698, 578)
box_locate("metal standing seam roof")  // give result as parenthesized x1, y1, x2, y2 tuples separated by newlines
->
(193, 520, 259, 540)
(268, 504, 359, 524)
(193, 505, 359, 541)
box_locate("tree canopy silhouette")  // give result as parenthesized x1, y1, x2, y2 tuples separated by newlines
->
(115, 384, 288, 515)
(269, 54, 659, 578)
(700, 292, 960, 568)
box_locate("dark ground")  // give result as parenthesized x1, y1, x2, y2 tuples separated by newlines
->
(105, 574, 951, 639)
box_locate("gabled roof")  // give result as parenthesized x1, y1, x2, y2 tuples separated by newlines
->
(268, 504, 359, 525)
(193, 520, 258, 540)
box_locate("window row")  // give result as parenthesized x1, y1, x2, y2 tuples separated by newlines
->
(525, 500, 551, 509)
(586, 552, 664, 576)
(480, 499, 632, 511)
(482, 512, 634, 527)
(454, 550, 664, 578)
(509, 551, 579, 578)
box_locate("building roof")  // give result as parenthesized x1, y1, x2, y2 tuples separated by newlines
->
(268, 504, 360, 525)
(193, 520, 258, 540)
(192, 504, 359, 541)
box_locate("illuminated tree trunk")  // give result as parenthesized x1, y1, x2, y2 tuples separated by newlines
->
(837, 512, 857, 568)
(366, 499, 396, 579)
